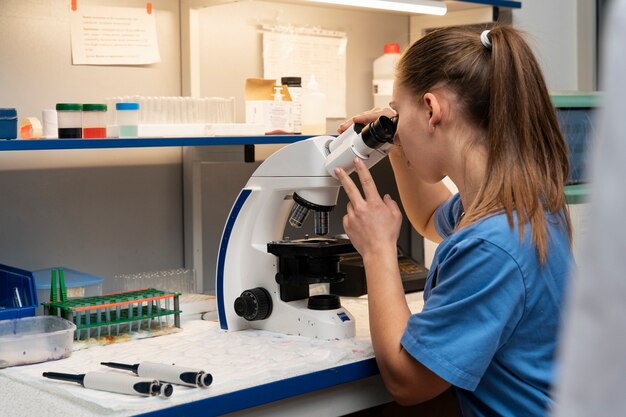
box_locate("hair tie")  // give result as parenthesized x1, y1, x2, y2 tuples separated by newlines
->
(480, 30, 492, 50)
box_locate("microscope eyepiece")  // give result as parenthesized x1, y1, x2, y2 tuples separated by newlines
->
(360, 115, 397, 149)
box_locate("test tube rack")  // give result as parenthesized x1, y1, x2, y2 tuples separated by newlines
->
(43, 288, 181, 341)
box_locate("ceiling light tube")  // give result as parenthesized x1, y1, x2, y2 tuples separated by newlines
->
(303, 0, 447, 16)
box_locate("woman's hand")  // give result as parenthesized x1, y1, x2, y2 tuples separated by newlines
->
(337, 107, 396, 134)
(334, 157, 403, 259)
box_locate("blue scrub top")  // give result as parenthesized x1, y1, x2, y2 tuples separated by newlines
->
(400, 194, 572, 417)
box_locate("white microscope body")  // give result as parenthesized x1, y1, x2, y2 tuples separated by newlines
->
(216, 116, 397, 339)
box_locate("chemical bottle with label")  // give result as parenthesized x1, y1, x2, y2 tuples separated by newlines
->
(301, 75, 326, 135)
(373, 43, 401, 109)
(268, 82, 292, 134)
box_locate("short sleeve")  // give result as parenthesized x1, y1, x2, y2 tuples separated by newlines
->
(401, 238, 526, 390)
(435, 193, 464, 238)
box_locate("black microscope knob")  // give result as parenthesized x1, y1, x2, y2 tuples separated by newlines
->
(234, 287, 272, 321)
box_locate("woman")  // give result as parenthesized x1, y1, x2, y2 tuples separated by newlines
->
(335, 25, 573, 417)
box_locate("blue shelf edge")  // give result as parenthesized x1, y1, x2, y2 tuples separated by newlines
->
(457, 0, 522, 8)
(136, 358, 380, 417)
(0, 135, 312, 151)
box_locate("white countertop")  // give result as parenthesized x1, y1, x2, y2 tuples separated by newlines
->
(0, 293, 424, 417)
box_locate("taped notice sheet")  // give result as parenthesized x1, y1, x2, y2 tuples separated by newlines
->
(70, 5, 161, 65)
(263, 25, 347, 118)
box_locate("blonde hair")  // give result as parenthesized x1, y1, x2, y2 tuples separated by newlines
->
(397, 25, 571, 263)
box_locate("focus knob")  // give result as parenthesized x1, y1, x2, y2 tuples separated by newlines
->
(234, 287, 272, 321)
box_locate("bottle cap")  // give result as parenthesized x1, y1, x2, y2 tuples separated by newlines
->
(384, 43, 401, 54)
(56, 103, 82, 111)
(82, 104, 107, 112)
(116, 102, 140, 111)
(281, 77, 302, 86)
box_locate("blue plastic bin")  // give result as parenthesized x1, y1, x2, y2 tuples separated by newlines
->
(0, 108, 18, 139)
(33, 267, 103, 309)
(0, 264, 38, 320)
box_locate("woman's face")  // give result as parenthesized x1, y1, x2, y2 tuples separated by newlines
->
(390, 83, 446, 184)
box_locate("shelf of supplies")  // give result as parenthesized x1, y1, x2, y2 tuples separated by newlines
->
(0, 135, 313, 151)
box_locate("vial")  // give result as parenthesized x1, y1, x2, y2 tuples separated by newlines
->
(82, 104, 107, 138)
(116, 102, 140, 137)
(56, 103, 83, 139)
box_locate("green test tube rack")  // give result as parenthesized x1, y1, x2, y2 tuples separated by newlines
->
(42, 288, 181, 341)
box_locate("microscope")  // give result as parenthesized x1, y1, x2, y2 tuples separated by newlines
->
(216, 115, 397, 339)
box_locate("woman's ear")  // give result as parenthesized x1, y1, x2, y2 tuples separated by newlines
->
(423, 93, 442, 133)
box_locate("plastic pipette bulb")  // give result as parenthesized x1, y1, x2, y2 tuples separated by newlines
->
(101, 361, 213, 388)
(42, 371, 173, 398)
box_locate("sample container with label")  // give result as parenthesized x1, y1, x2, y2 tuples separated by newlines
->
(82, 104, 107, 138)
(116, 102, 140, 137)
(56, 103, 83, 139)
(281, 77, 302, 134)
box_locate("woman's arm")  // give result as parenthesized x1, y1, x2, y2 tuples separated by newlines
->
(389, 147, 451, 243)
(335, 159, 451, 405)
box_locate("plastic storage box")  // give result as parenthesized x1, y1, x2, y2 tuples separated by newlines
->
(0, 264, 38, 320)
(0, 108, 18, 139)
(33, 267, 103, 313)
(0, 316, 76, 368)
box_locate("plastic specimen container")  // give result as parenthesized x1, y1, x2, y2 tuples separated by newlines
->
(0, 316, 76, 368)
(56, 103, 83, 139)
(116, 102, 140, 137)
(32, 267, 103, 315)
(0, 264, 38, 320)
(0, 108, 18, 139)
(82, 104, 107, 138)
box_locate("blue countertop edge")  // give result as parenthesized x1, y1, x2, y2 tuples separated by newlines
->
(135, 357, 380, 417)
(0, 136, 312, 151)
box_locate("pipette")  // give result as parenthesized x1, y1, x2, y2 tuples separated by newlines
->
(101, 361, 213, 388)
(42, 371, 173, 398)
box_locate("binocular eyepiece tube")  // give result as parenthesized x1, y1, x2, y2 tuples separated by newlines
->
(356, 115, 398, 150)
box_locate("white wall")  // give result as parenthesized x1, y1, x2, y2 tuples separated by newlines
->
(0, 0, 181, 117)
(195, 0, 411, 129)
(512, 0, 577, 91)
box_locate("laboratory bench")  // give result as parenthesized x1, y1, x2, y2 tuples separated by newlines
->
(0, 135, 425, 416)
(0, 293, 425, 417)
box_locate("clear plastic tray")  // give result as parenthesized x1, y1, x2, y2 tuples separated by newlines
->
(0, 316, 76, 368)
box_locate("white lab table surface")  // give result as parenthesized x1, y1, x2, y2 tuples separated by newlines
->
(0, 293, 424, 417)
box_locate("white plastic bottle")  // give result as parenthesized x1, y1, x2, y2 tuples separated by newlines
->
(268, 83, 292, 134)
(373, 43, 401, 109)
(301, 75, 326, 135)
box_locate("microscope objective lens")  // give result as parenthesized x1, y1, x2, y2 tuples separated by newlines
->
(314, 211, 329, 236)
(289, 202, 309, 228)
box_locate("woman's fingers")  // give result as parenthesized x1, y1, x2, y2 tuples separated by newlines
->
(353, 158, 381, 202)
(334, 167, 364, 205)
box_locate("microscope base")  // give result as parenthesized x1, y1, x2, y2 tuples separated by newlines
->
(236, 298, 356, 340)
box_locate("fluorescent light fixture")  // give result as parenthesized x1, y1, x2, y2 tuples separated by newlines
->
(303, 0, 447, 16)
